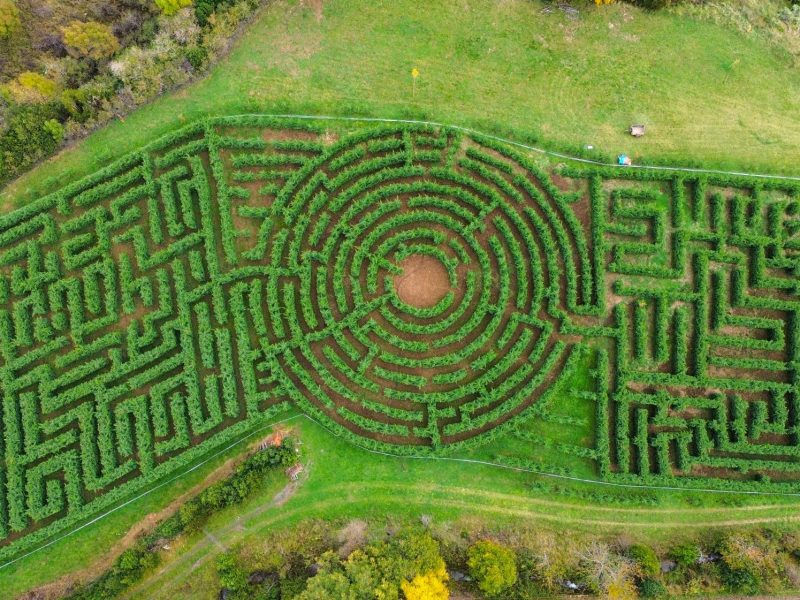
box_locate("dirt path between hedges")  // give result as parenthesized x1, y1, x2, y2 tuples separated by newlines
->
(19, 435, 283, 600)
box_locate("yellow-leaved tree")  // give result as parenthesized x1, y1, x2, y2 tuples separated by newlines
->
(401, 565, 449, 600)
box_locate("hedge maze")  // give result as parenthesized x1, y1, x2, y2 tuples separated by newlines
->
(1, 115, 800, 557)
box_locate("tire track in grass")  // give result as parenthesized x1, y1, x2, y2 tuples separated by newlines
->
(124, 480, 800, 600)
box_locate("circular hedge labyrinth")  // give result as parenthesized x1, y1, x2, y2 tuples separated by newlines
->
(263, 126, 585, 449)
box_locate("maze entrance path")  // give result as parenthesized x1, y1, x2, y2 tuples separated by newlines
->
(2, 115, 800, 560)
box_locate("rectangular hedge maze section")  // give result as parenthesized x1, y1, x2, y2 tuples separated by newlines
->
(562, 168, 800, 491)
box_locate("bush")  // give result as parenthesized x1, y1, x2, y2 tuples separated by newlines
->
(185, 45, 208, 70)
(62, 20, 120, 60)
(670, 543, 700, 568)
(400, 566, 449, 600)
(217, 551, 249, 594)
(0, 0, 20, 38)
(156, 0, 193, 15)
(467, 540, 518, 598)
(6, 72, 58, 104)
(0, 102, 64, 185)
(638, 578, 668, 598)
(628, 544, 660, 578)
(720, 565, 761, 595)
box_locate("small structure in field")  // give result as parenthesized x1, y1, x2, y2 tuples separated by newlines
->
(286, 463, 304, 481)
(629, 124, 646, 137)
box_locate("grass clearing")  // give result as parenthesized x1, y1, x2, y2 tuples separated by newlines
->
(4, 0, 800, 210)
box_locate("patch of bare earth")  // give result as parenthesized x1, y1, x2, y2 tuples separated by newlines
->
(305, 0, 323, 22)
(393, 254, 451, 309)
(336, 519, 368, 558)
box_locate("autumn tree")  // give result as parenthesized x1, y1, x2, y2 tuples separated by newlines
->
(297, 530, 446, 599)
(467, 540, 518, 598)
(62, 21, 119, 60)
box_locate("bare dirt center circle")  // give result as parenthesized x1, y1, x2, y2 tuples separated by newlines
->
(393, 254, 452, 309)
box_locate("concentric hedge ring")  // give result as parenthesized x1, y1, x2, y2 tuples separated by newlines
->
(265, 126, 576, 447)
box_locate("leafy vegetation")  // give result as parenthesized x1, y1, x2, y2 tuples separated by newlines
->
(0, 0, 19, 39)
(62, 438, 297, 600)
(0, 0, 264, 187)
(467, 540, 518, 597)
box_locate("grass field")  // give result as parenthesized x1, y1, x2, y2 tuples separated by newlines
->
(119, 418, 800, 600)
(4, 0, 800, 213)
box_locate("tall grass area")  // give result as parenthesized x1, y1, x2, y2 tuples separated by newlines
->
(3, 0, 800, 210)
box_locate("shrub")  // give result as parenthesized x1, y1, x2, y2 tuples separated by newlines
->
(400, 566, 450, 600)
(216, 551, 249, 594)
(0, 0, 20, 38)
(155, 0, 193, 16)
(628, 543, 660, 578)
(5, 72, 58, 103)
(185, 45, 208, 70)
(467, 540, 518, 598)
(62, 20, 120, 60)
(297, 530, 446, 599)
(42, 118, 65, 142)
(0, 102, 64, 184)
(638, 578, 668, 598)
(195, 0, 232, 26)
(720, 564, 761, 595)
(670, 543, 700, 568)
(717, 532, 782, 595)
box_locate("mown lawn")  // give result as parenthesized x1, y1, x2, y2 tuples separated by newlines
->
(123, 418, 800, 600)
(3, 0, 800, 211)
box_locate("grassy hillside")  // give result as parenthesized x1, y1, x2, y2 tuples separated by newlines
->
(3, 0, 800, 211)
